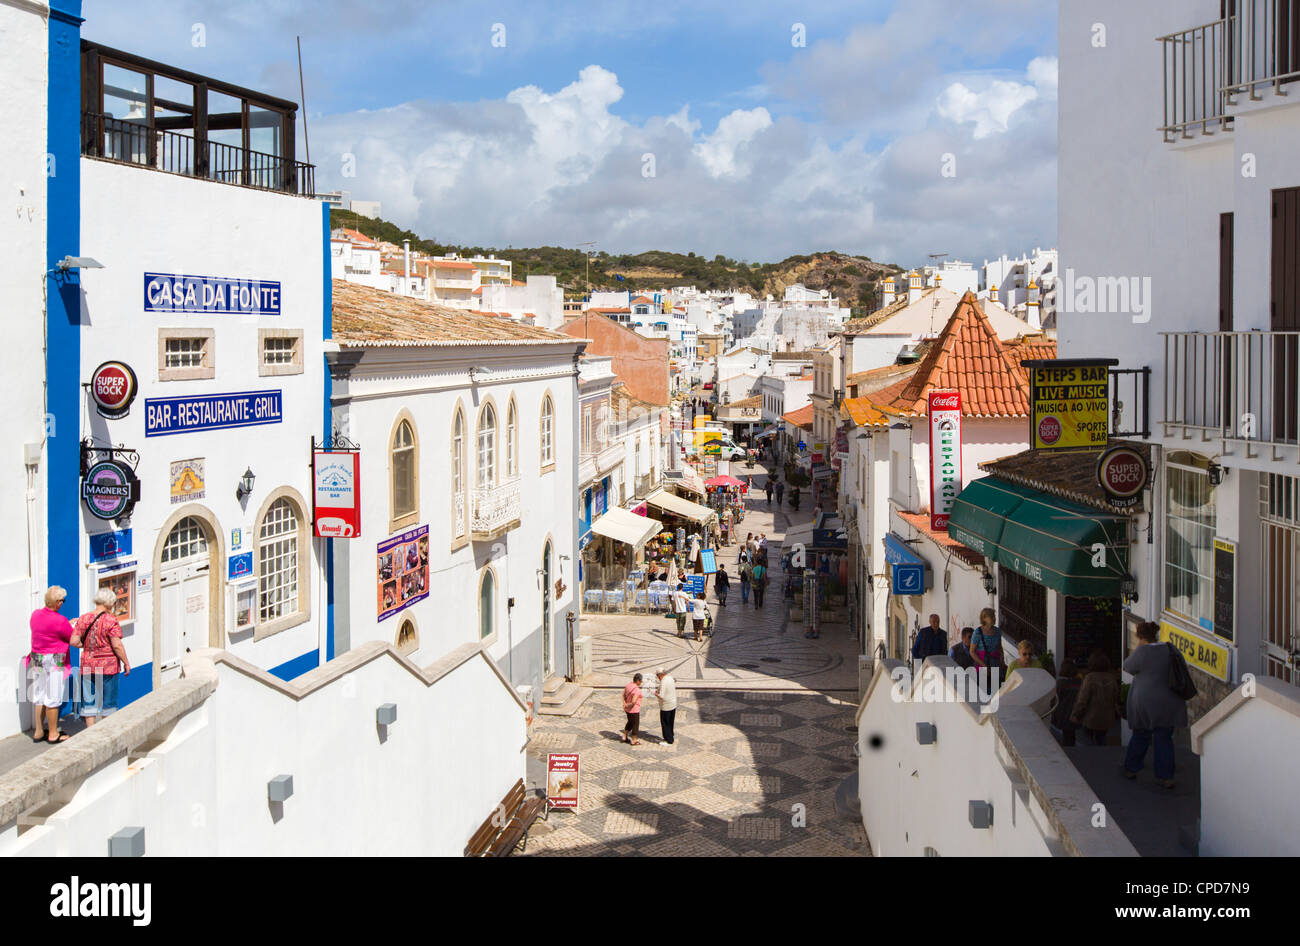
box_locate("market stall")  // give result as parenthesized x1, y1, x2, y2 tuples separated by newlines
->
(705, 474, 748, 545)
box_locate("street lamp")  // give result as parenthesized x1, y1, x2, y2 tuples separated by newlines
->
(236, 467, 256, 502)
(981, 570, 996, 596)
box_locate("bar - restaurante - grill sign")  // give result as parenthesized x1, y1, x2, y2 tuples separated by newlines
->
(928, 390, 962, 532)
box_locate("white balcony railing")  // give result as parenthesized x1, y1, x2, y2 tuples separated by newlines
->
(1162, 330, 1300, 450)
(1224, 0, 1300, 100)
(471, 480, 521, 538)
(454, 492, 466, 538)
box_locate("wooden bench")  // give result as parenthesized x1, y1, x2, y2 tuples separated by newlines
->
(464, 779, 547, 857)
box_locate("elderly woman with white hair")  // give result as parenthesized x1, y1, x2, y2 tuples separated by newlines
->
(28, 586, 74, 742)
(70, 587, 131, 725)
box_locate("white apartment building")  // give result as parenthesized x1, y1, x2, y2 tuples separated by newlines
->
(481, 275, 565, 330)
(921, 259, 980, 297)
(983, 247, 1058, 329)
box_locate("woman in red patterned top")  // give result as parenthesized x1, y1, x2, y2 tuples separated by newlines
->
(70, 588, 131, 726)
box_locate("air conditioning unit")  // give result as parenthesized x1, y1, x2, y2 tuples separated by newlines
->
(573, 636, 593, 678)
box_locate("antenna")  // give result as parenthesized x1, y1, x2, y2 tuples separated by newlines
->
(297, 36, 311, 170)
(578, 241, 596, 337)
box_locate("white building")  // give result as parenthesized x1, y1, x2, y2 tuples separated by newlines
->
(481, 275, 565, 330)
(983, 247, 1057, 329)
(326, 279, 585, 699)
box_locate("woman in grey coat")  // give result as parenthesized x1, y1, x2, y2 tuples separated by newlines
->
(1121, 622, 1188, 788)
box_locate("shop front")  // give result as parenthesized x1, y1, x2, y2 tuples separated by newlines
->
(704, 475, 748, 546)
(581, 506, 663, 613)
(949, 476, 1133, 672)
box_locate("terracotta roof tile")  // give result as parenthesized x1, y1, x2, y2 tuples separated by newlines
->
(839, 397, 890, 428)
(782, 404, 814, 429)
(896, 511, 985, 567)
(868, 292, 1034, 418)
(979, 442, 1150, 515)
(432, 259, 477, 271)
(331, 280, 575, 347)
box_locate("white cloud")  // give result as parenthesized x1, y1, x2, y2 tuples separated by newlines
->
(693, 107, 773, 178)
(936, 79, 1038, 139)
(1027, 55, 1059, 92)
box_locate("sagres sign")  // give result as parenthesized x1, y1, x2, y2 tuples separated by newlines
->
(928, 390, 962, 532)
(1028, 361, 1111, 450)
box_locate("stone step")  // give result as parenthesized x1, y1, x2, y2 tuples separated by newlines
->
(542, 682, 576, 706)
(542, 674, 567, 696)
(538, 685, 594, 717)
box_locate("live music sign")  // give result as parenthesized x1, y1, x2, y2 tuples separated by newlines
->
(928, 390, 963, 532)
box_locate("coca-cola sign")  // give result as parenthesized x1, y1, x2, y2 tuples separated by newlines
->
(928, 389, 963, 531)
(1097, 445, 1147, 508)
(90, 361, 138, 419)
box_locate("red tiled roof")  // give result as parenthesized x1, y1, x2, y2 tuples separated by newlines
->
(1003, 334, 1058, 379)
(869, 292, 1031, 417)
(782, 404, 814, 429)
(432, 259, 477, 271)
(591, 307, 631, 314)
(896, 511, 985, 567)
(839, 397, 890, 428)
(332, 228, 375, 246)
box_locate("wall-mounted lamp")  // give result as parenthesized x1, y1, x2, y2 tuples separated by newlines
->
(469, 365, 492, 384)
(1120, 574, 1139, 606)
(1207, 462, 1225, 486)
(236, 467, 256, 502)
(981, 571, 997, 596)
(54, 255, 104, 273)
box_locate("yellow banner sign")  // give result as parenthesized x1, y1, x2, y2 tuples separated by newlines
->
(1160, 620, 1231, 683)
(1030, 363, 1109, 450)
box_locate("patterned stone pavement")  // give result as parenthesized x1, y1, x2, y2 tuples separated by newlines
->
(523, 467, 870, 856)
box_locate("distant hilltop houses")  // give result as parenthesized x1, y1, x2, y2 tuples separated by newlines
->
(874, 249, 1058, 333)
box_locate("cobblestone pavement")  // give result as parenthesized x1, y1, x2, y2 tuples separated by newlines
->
(524, 465, 870, 856)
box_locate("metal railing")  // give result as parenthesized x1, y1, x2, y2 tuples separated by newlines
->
(1160, 3, 1300, 141)
(635, 473, 654, 498)
(82, 112, 315, 197)
(1224, 0, 1300, 102)
(471, 480, 522, 536)
(1159, 18, 1233, 140)
(1162, 330, 1300, 447)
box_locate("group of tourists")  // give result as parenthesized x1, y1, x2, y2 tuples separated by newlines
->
(620, 668, 677, 747)
(917, 609, 1191, 789)
(735, 533, 770, 608)
(26, 585, 131, 743)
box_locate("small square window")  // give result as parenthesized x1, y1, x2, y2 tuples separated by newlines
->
(158, 328, 215, 381)
(258, 329, 304, 377)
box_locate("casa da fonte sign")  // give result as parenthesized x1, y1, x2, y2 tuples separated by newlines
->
(145, 390, 283, 437)
(143, 272, 281, 316)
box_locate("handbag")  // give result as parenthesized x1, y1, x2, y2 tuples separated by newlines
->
(1167, 643, 1198, 700)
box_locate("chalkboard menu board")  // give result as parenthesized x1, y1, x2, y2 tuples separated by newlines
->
(1213, 538, 1235, 642)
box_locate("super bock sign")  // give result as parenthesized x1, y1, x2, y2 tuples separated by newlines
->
(928, 390, 962, 532)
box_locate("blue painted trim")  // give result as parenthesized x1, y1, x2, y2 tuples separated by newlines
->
(116, 663, 154, 707)
(47, 2, 83, 620)
(269, 648, 320, 682)
(322, 201, 335, 662)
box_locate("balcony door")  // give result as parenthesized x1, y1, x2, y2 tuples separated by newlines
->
(1273, 187, 1300, 442)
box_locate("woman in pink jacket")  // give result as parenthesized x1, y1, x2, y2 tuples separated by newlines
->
(28, 586, 74, 743)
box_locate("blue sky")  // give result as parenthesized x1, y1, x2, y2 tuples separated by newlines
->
(84, 0, 1058, 267)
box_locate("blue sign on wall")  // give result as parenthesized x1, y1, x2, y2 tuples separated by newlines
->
(685, 574, 707, 596)
(229, 552, 254, 580)
(144, 273, 281, 315)
(892, 563, 925, 596)
(699, 549, 717, 574)
(89, 529, 132, 563)
(145, 390, 283, 437)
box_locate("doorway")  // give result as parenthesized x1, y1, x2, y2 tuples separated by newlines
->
(157, 515, 215, 684)
(542, 541, 554, 677)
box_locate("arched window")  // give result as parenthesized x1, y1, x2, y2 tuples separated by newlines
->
(477, 404, 496, 488)
(452, 407, 466, 537)
(506, 399, 517, 479)
(258, 497, 302, 626)
(390, 414, 419, 530)
(479, 568, 496, 641)
(540, 395, 555, 468)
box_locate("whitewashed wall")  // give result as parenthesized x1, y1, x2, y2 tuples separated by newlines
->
(0, 1, 50, 739)
(0, 645, 526, 856)
(77, 160, 327, 688)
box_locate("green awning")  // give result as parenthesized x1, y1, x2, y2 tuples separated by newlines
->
(948, 477, 1131, 598)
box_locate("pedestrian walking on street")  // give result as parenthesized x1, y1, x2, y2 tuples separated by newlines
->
(751, 560, 768, 608)
(621, 674, 643, 746)
(691, 591, 710, 641)
(1071, 650, 1120, 746)
(655, 668, 678, 746)
(738, 555, 752, 606)
(715, 565, 730, 608)
(71, 587, 131, 726)
(27, 586, 74, 743)
(671, 583, 690, 638)
(911, 613, 949, 664)
(765, 479, 773, 506)
(949, 627, 976, 669)
(775, 480, 785, 506)
(1122, 622, 1189, 788)
(971, 608, 1005, 686)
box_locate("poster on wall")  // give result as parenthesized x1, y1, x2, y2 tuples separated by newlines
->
(97, 568, 136, 625)
(170, 458, 205, 504)
(928, 390, 963, 532)
(376, 525, 429, 622)
(312, 447, 361, 538)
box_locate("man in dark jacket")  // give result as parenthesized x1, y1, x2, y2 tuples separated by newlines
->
(949, 627, 975, 669)
(912, 614, 949, 663)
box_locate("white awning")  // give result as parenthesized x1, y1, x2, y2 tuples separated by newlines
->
(645, 488, 717, 525)
(591, 507, 663, 548)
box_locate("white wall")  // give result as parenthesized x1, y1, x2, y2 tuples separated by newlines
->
(0, 1, 50, 739)
(0, 645, 527, 856)
(857, 658, 1137, 856)
(78, 160, 327, 689)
